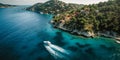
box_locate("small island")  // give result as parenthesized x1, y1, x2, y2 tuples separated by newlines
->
(27, 0, 120, 40)
(0, 3, 15, 8)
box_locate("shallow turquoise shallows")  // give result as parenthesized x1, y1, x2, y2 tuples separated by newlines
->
(0, 7, 120, 60)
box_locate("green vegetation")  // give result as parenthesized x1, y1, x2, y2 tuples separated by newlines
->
(53, 0, 120, 37)
(28, 0, 120, 38)
(27, 0, 83, 14)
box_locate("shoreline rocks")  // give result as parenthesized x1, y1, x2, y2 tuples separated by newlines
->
(51, 20, 120, 41)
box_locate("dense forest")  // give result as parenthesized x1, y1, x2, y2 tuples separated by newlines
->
(52, 0, 120, 37)
(27, 0, 120, 38)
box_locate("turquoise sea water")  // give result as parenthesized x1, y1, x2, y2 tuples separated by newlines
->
(0, 7, 120, 60)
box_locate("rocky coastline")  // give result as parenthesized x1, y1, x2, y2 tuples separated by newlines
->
(27, 0, 120, 42)
(51, 20, 120, 41)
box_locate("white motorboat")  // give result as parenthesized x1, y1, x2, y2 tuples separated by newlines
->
(43, 41, 71, 60)
(43, 41, 51, 46)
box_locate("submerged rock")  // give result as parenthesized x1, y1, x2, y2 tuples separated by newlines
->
(76, 43, 90, 48)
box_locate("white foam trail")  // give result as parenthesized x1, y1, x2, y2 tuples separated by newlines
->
(116, 40, 120, 44)
(45, 45, 66, 59)
(50, 44, 70, 55)
(44, 42, 70, 60)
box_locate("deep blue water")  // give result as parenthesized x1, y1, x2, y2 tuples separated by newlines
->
(0, 7, 120, 60)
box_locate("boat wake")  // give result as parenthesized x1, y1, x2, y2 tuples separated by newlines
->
(44, 41, 71, 60)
